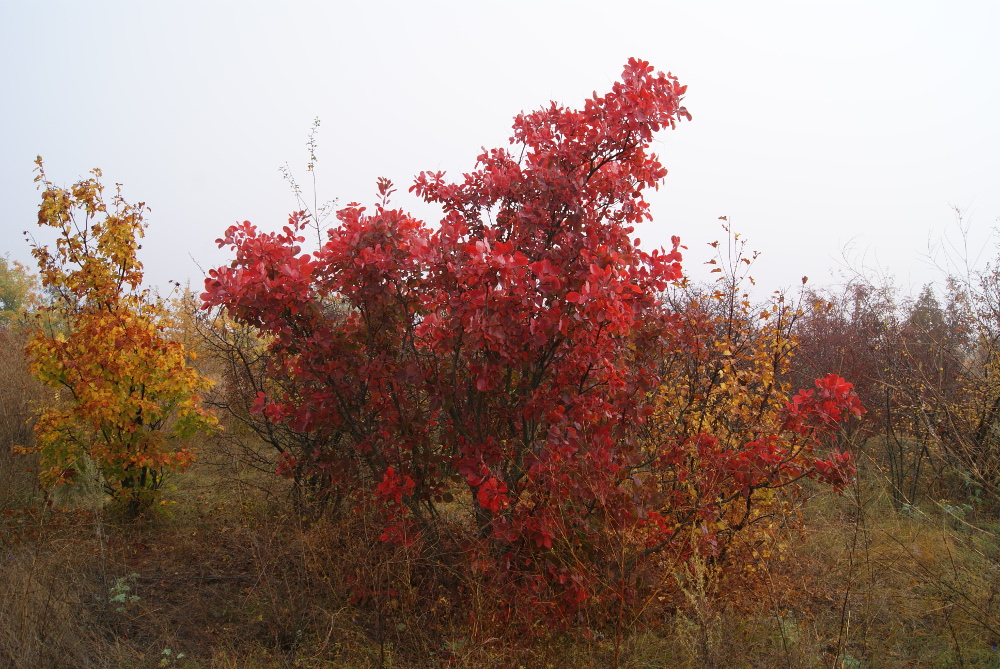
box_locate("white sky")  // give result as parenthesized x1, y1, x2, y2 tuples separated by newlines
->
(2, 0, 998, 296)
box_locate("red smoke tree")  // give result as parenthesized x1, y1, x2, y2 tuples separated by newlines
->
(204, 59, 861, 622)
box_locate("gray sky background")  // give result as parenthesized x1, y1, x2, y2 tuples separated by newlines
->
(2, 0, 998, 298)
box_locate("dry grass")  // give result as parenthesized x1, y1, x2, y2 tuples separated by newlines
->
(621, 458, 1000, 669)
(4, 458, 999, 668)
(0, 327, 46, 514)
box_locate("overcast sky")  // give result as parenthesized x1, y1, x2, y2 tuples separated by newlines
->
(2, 1, 998, 297)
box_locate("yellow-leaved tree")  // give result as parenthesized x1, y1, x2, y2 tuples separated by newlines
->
(25, 158, 217, 517)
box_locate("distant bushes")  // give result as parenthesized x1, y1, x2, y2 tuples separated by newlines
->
(792, 243, 1000, 510)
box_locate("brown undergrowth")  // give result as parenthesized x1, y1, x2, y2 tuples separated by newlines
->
(3, 427, 1000, 668)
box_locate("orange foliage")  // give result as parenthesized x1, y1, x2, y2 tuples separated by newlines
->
(24, 159, 217, 516)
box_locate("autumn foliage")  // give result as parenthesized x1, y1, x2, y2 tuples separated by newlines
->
(645, 239, 863, 579)
(25, 160, 217, 516)
(203, 59, 862, 622)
